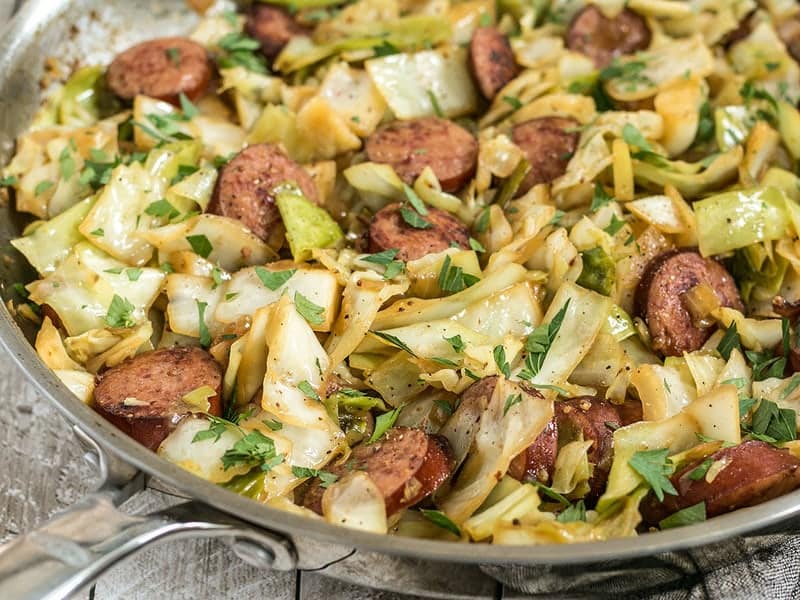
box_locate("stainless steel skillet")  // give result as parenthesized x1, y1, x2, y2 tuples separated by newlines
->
(0, 1, 799, 598)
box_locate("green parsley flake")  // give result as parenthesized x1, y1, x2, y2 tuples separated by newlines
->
(255, 267, 296, 290)
(368, 407, 401, 443)
(294, 291, 325, 326)
(196, 300, 211, 347)
(420, 509, 461, 536)
(186, 234, 213, 259)
(628, 448, 677, 502)
(105, 295, 136, 328)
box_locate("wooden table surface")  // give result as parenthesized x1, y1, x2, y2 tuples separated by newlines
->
(0, 357, 441, 599)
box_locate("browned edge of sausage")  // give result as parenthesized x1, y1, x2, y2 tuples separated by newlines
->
(720, 10, 756, 49)
(640, 441, 800, 526)
(302, 426, 453, 516)
(207, 143, 319, 245)
(245, 4, 308, 61)
(106, 37, 212, 104)
(635, 249, 744, 357)
(565, 6, 652, 69)
(555, 397, 621, 501)
(469, 27, 519, 100)
(368, 202, 470, 261)
(365, 117, 478, 193)
(508, 419, 559, 484)
(779, 17, 800, 64)
(93, 346, 223, 450)
(511, 116, 580, 196)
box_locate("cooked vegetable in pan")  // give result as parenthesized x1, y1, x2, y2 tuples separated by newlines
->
(8, 0, 800, 544)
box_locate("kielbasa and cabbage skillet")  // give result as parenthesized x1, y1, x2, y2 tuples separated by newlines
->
(6, 0, 800, 551)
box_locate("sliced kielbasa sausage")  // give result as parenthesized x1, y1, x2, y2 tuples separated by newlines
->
(106, 37, 212, 104)
(565, 6, 651, 69)
(469, 27, 519, 100)
(207, 143, 319, 244)
(511, 116, 580, 196)
(245, 4, 308, 61)
(93, 346, 223, 451)
(635, 249, 744, 357)
(641, 441, 800, 526)
(302, 426, 453, 515)
(555, 396, 621, 500)
(368, 202, 470, 261)
(365, 117, 478, 193)
(508, 419, 558, 484)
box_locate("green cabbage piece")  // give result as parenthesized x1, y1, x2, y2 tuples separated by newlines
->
(576, 247, 615, 296)
(727, 244, 788, 303)
(694, 186, 791, 257)
(633, 146, 742, 199)
(275, 185, 343, 261)
(11, 195, 95, 275)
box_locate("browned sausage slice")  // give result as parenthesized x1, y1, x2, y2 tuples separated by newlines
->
(365, 117, 478, 193)
(508, 419, 558, 484)
(302, 427, 453, 515)
(566, 6, 652, 69)
(641, 441, 800, 526)
(207, 143, 319, 244)
(469, 27, 519, 100)
(511, 117, 580, 195)
(635, 249, 744, 357)
(93, 346, 223, 451)
(556, 397, 620, 500)
(106, 37, 212, 104)
(245, 4, 308, 61)
(368, 202, 470, 261)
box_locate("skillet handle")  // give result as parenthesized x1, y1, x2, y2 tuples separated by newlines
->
(0, 429, 297, 600)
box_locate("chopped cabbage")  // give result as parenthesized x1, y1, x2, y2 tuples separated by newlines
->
(694, 186, 791, 257)
(142, 214, 274, 272)
(215, 265, 340, 332)
(12, 195, 95, 275)
(366, 48, 479, 119)
(440, 377, 553, 524)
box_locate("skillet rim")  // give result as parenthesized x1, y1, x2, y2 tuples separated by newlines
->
(2, 0, 800, 567)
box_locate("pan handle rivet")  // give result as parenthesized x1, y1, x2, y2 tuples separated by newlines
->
(232, 539, 276, 569)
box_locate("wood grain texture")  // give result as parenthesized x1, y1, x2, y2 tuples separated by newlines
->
(0, 360, 443, 599)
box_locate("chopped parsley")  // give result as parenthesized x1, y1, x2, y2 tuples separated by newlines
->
(444, 334, 465, 353)
(291, 466, 339, 488)
(438, 255, 479, 293)
(294, 291, 325, 326)
(298, 380, 321, 402)
(628, 448, 677, 502)
(255, 267, 296, 290)
(427, 90, 444, 117)
(186, 234, 213, 259)
(221, 430, 284, 472)
(716, 323, 742, 361)
(519, 299, 570, 381)
(659, 502, 706, 530)
(371, 330, 416, 356)
(217, 32, 268, 74)
(493, 345, 511, 378)
(145, 199, 180, 219)
(503, 392, 523, 416)
(368, 407, 401, 443)
(621, 123, 653, 152)
(363, 249, 405, 280)
(196, 300, 212, 347)
(590, 183, 615, 213)
(420, 509, 461, 536)
(105, 294, 136, 328)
